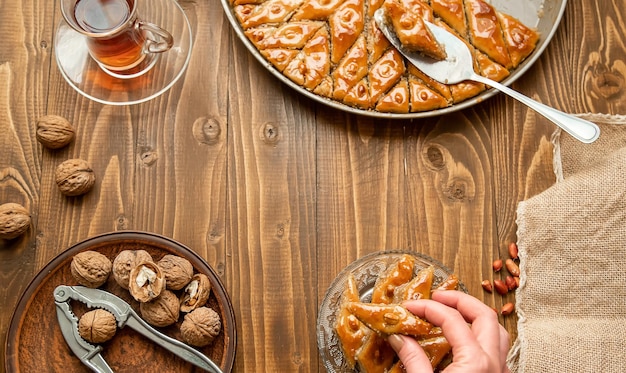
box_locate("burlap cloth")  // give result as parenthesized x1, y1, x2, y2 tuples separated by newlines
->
(507, 113, 626, 373)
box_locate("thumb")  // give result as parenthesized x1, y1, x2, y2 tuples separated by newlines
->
(387, 334, 434, 373)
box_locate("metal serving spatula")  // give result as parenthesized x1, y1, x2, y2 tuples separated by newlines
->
(374, 9, 600, 144)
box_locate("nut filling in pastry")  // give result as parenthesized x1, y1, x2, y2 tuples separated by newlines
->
(231, 0, 539, 113)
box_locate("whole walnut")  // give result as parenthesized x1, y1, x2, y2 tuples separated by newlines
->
(78, 308, 117, 343)
(180, 273, 211, 313)
(158, 254, 194, 290)
(55, 159, 96, 196)
(140, 289, 180, 327)
(129, 261, 166, 302)
(71, 250, 112, 288)
(0, 203, 31, 239)
(112, 250, 153, 289)
(180, 307, 221, 347)
(35, 115, 75, 149)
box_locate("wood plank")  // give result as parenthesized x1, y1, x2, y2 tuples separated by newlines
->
(551, 1, 625, 114)
(226, 43, 318, 370)
(0, 0, 54, 366)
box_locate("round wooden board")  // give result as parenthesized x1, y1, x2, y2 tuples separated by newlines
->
(5, 231, 236, 373)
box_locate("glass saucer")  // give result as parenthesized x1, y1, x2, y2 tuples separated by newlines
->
(54, 0, 192, 105)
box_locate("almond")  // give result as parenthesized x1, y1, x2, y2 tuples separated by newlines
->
(481, 280, 493, 293)
(505, 259, 520, 277)
(505, 275, 517, 291)
(508, 242, 519, 260)
(492, 259, 503, 272)
(493, 279, 508, 295)
(501, 302, 515, 316)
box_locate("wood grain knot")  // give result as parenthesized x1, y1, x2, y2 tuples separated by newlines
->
(260, 122, 281, 145)
(443, 180, 469, 201)
(139, 149, 158, 166)
(215, 262, 225, 276)
(192, 117, 222, 145)
(591, 71, 623, 99)
(587, 60, 624, 100)
(276, 223, 285, 238)
(116, 215, 129, 230)
(292, 352, 303, 365)
(425, 146, 445, 169)
(207, 230, 222, 244)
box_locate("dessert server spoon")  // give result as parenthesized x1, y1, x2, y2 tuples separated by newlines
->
(374, 9, 600, 144)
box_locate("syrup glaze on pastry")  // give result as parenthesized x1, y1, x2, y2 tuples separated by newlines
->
(464, 0, 512, 68)
(355, 332, 397, 372)
(232, 0, 539, 113)
(335, 275, 372, 368)
(393, 265, 435, 302)
(347, 302, 433, 336)
(371, 254, 415, 304)
(435, 273, 459, 291)
(382, 0, 447, 60)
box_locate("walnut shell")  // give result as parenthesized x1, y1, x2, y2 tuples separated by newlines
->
(0, 203, 31, 239)
(180, 273, 211, 313)
(35, 115, 75, 149)
(158, 254, 194, 290)
(55, 159, 96, 196)
(78, 308, 117, 343)
(180, 307, 221, 347)
(129, 261, 166, 302)
(112, 250, 153, 289)
(71, 250, 112, 288)
(140, 289, 180, 327)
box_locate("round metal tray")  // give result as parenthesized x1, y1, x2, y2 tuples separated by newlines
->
(221, 0, 568, 118)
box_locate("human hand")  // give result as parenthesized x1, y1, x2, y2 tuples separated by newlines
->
(387, 290, 510, 373)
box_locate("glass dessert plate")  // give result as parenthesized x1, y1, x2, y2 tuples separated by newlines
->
(317, 250, 466, 372)
(54, 0, 192, 105)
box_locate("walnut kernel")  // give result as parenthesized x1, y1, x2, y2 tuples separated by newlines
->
(78, 308, 117, 343)
(180, 273, 211, 313)
(158, 254, 194, 290)
(180, 307, 221, 347)
(35, 115, 75, 149)
(0, 203, 31, 239)
(55, 159, 96, 196)
(112, 250, 153, 289)
(139, 289, 180, 327)
(129, 261, 166, 302)
(71, 250, 112, 288)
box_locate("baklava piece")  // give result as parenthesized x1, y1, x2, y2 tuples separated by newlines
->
(465, 0, 512, 69)
(382, 0, 447, 60)
(355, 333, 396, 373)
(394, 265, 435, 302)
(376, 78, 410, 113)
(498, 11, 540, 68)
(347, 302, 433, 336)
(334, 274, 371, 368)
(431, 0, 467, 37)
(371, 254, 415, 304)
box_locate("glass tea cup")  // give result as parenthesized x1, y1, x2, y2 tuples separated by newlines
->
(60, 0, 174, 77)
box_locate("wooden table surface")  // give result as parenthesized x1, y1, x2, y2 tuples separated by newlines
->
(1, 0, 624, 371)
